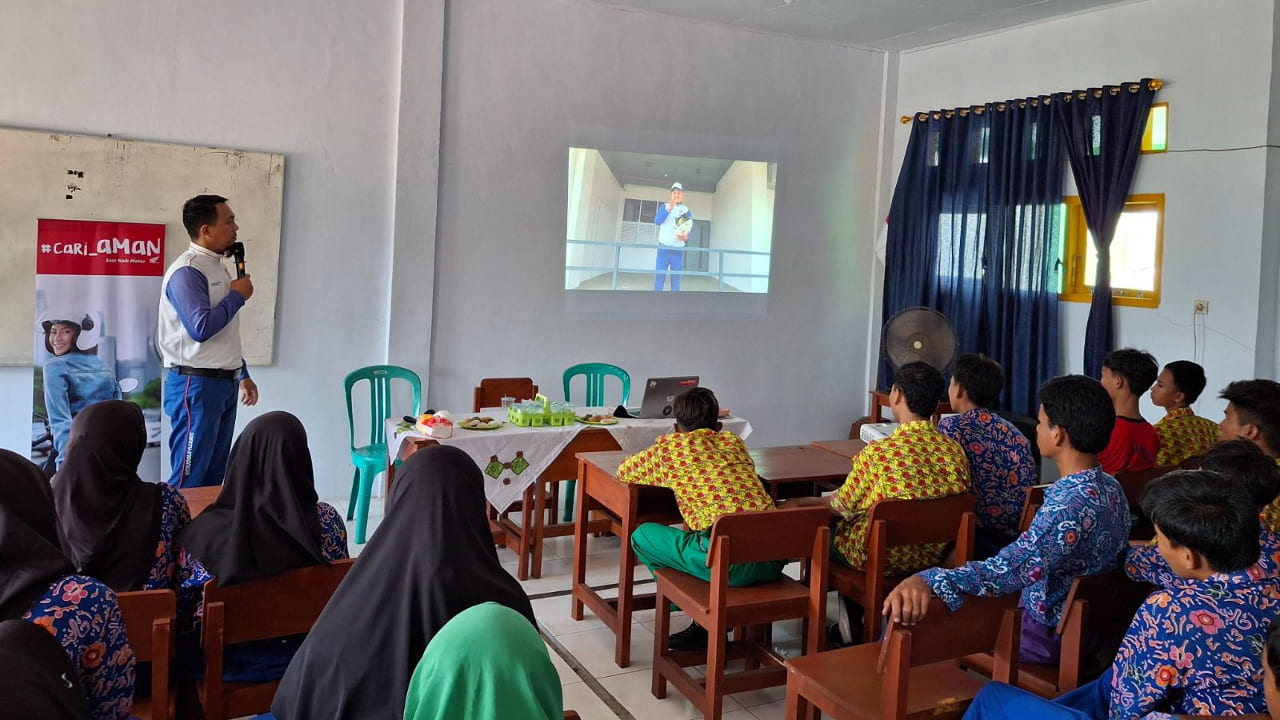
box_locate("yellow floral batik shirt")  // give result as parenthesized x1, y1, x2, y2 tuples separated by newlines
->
(1261, 458, 1280, 534)
(617, 429, 774, 531)
(831, 420, 970, 574)
(1154, 408, 1220, 466)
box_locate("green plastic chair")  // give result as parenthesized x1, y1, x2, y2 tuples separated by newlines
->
(344, 365, 422, 544)
(562, 363, 631, 521)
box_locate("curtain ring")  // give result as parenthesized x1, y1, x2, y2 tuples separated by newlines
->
(945, 109, 955, 118)
(932, 111, 942, 120)
(1092, 89, 1102, 98)
(997, 102, 1006, 111)
(958, 108, 969, 117)
(1109, 87, 1120, 96)
(917, 113, 928, 122)
(1030, 98, 1038, 107)
(1128, 84, 1139, 93)
(974, 107, 985, 115)
(1077, 91, 1087, 100)
(1018, 100, 1027, 108)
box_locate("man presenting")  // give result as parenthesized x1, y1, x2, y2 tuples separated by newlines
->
(158, 194, 258, 487)
(653, 182, 693, 291)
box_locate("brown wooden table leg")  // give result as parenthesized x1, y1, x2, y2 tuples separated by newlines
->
(571, 471, 589, 621)
(531, 480, 548, 579)
(616, 497, 638, 667)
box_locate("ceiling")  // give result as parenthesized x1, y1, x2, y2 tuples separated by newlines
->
(598, 151, 735, 193)
(590, 0, 1139, 51)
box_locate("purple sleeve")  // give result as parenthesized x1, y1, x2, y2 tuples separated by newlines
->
(165, 266, 245, 343)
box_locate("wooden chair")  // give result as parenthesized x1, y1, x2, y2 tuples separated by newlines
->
(962, 570, 1151, 698)
(1115, 465, 1175, 541)
(829, 493, 978, 642)
(1017, 483, 1051, 533)
(116, 589, 176, 720)
(784, 594, 1021, 720)
(473, 377, 538, 411)
(197, 559, 355, 720)
(652, 506, 832, 720)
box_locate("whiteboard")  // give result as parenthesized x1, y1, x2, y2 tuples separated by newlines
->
(0, 127, 284, 366)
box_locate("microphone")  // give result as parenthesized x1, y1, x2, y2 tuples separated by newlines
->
(225, 241, 246, 278)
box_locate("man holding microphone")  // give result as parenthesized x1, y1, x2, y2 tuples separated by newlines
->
(158, 194, 258, 487)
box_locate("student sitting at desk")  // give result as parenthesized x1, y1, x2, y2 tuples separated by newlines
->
(1219, 379, 1280, 531)
(619, 386, 780, 651)
(937, 353, 1037, 558)
(792, 361, 969, 644)
(883, 375, 1130, 664)
(1150, 360, 1220, 466)
(962, 470, 1279, 719)
(1098, 348, 1160, 474)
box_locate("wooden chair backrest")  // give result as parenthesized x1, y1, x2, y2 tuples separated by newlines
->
(473, 377, 538, 412)
(1114, 465, 1176, 507)
(202, 558, 354, 646)
(879, 595, 1021, 719)
(117, 589, 176, 720)
(708, 506, 832, 566)
(1018, 484, 1051, 533)
(867, 493, 978, 563)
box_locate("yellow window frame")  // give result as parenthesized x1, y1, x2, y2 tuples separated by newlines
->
(1141, 102, 1169, 154)
(1059, 193, 1164, 309)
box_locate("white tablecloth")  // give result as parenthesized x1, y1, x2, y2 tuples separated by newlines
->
(387, 409, 753, 512)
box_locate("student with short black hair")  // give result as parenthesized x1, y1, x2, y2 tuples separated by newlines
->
(963, 471, 1279, 719)
(620, 387, 781, 650)
(1150, 360, 1219, 465)
(1221, 379, 1280, 531)
(1098, 347, 1160, 474)
(883, 375, 1129, 664)
(1127, 439, 1280, 584)
(938, 354, 1037, 554)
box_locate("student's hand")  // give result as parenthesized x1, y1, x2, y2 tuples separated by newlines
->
(666, 201, 674, 211)
(230, 275, 254, 301)
(239, 378, 259, 406)
(882, 575, 933, 626)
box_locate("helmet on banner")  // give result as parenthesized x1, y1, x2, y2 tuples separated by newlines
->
(38, 308, 102, 354)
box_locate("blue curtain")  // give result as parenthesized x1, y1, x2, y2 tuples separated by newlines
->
(1054, 81, 1156, 377)
(883, 98, 1064, 414)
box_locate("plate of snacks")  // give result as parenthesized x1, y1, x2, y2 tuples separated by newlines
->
(576, 413, 619, 426)
(458, 416, 504, 431)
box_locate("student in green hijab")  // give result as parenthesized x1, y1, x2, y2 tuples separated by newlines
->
(403, 602, 562, 720)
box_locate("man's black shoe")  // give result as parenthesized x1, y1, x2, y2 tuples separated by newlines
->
(668, 623, 709, 652)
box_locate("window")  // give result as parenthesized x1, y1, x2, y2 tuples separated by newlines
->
(1059, 194, 1164, 308)
(618, 198, 661, 243)
(1142, 103, 1169, 153)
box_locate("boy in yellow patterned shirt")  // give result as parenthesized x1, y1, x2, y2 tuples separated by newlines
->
(1219, 379, 1280, 531)
(1150, 360, 1220, 466)
(619, 387, 781, 649)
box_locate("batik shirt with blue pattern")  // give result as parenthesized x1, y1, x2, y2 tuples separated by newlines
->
(938, 408, 1037, 537)
(918, 466, 1129, 627)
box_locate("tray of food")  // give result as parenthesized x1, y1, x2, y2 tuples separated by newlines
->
(576, 413, 619, 426)
(458, 416, 504, 430)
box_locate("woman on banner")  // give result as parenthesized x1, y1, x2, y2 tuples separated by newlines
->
(38, 309, 120, 471)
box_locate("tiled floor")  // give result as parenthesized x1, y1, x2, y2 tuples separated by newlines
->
(330, 496, 819, 720)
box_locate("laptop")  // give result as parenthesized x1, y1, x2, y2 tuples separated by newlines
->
(632, 376, 700, 419)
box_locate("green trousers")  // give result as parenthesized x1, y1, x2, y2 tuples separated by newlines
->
(631, 522, 785, 586)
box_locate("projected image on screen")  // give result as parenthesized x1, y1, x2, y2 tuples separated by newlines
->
(565, 148, 775, 293)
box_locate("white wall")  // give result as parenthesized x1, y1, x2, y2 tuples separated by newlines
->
(0, 0, 405, 498)
(893, 0, 1277, 421)
(422, 0, 888, 445)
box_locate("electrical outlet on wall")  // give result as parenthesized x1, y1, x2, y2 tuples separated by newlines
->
(1194, 299, 1209, 315)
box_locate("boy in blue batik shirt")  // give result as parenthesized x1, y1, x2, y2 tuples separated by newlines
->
(883, 375, 1130, 664)
(938, 353, 1038, 556)
(962, 470, 1280, 720)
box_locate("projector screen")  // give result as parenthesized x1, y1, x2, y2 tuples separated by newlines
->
(565, 148, 776, 294)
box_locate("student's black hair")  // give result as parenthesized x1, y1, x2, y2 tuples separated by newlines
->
(673, 387, 719, 432)
(1037, 375, 1115, 455)
(1220, 379, 1280, 453)
(1102, 348, 1159, 397)
(182, 194, 229, 239)
(892, 362, 945, 419)
(1267, 621, 1280, 688)
(1140, 469, 1259, 573)
(951, 353, 1005, 409)
(1163, 360, 1208, 404)
(1200, 439, 1280, 512)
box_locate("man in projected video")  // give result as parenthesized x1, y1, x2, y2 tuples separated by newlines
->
(653, 181, 693, 291)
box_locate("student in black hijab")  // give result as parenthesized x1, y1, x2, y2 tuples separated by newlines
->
(270, 445, 536, 720)
(175, 411, 348, 682)
(0, 618, 92, 720)
(0, 449, 135, 719)
(52, 400, 189, 592)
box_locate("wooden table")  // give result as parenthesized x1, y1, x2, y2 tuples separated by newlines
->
(570, 451, 682, 668)
(811, 437, 867, 459)
(180, 486, 221, 517)
(751, 445, 854, 501)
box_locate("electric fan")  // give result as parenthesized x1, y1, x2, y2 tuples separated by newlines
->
(880, 307, 958, 377)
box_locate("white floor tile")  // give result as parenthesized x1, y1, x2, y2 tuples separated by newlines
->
(557, 623, 656, 679)
(598, 668, 744, 720)
(746, 699, 787, 720)
(560, 682, 623, 720)
(534, 594, 608, 637)
(546, 642, 582, 685)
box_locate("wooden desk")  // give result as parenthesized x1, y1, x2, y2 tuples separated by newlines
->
(180, 486, 221, 518)
(571, 451, 682, 668)
(751, 445, 853, 501)
(810, 438, 867, 460)
(869, 389, 952, 423)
